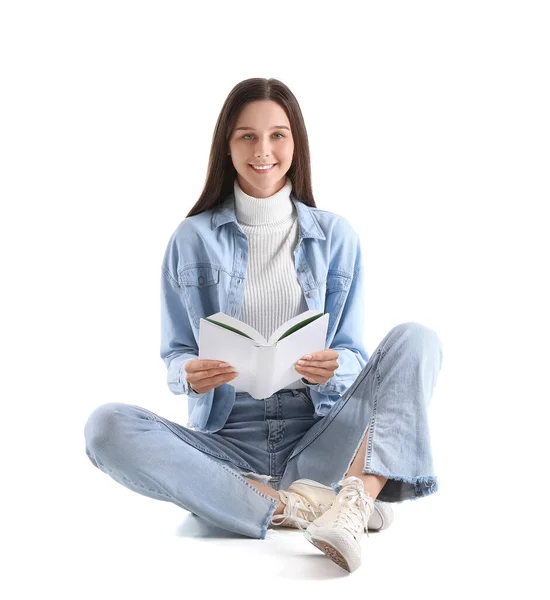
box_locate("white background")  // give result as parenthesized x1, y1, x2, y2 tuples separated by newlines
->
(1, 1, 548, 597)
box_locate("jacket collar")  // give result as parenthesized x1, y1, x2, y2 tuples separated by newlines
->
(211, 190, 326, 240)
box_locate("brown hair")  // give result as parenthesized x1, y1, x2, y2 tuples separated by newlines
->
(185, 77, 317, 218)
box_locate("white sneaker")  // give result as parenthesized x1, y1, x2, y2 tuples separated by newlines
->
(303, 476, 375, 573)
(270, 479, 335, 530)
(270, 478, 393, 533)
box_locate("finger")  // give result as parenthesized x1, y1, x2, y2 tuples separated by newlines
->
(296, 365, 334, 379)
(187, 369, 237, 390)
(216, 371, 238, 381)
(297, 358, 339, 370)
(304, 349, 338, 362)
(193, 366, 236, 381)
(186, 359, 229, 372)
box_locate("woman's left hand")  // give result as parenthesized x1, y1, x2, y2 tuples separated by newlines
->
(295, 349, 339, 384)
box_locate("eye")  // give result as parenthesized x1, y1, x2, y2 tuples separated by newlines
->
(242, 133, 286, 140)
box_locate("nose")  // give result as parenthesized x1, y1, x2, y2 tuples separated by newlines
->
(254, 136, 273, 157)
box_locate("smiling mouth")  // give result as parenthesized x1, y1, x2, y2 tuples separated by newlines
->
(249, 163, 277, 172)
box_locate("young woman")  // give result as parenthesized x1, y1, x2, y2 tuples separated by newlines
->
(84, 78, 443, 574)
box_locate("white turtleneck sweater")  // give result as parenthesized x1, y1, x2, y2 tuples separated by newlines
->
(233, 175, 310, 390)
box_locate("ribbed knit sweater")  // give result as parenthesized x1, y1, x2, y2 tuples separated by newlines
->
(233, 175, 309, 390)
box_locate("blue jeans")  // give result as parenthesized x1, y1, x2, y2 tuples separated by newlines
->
(84, 322, 443, 540)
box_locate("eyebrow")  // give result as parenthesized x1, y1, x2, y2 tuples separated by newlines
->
(234, 125, 290, 131)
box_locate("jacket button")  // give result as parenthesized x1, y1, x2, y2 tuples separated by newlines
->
(198, 276, 205, 284)
(299, 266, 305, 272)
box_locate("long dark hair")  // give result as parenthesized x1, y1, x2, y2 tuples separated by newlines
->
(185, 78, 317, 218)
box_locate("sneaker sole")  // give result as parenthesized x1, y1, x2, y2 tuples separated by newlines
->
(308, 536, 351, 572)
(304, 526, 359, 573)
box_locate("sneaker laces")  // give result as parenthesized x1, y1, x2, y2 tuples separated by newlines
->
(333, 477, 374, 539)
(270, 491, 327, 531)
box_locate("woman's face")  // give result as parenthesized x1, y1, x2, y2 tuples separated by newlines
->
(229, 100, 294, 198)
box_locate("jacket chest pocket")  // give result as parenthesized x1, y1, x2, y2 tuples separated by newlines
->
(324, 272, 352, 337)
(179, 266, 222, 328)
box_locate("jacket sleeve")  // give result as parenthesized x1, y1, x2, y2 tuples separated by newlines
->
(300, 235, 369, 398)
(160, 232, 206, 398)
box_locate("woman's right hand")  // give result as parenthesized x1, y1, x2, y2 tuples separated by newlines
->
(184, 359, 238, 394)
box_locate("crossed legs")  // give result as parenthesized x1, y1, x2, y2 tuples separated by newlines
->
(247, 427, 387, 515)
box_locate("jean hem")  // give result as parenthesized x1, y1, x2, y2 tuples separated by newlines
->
(260, 499, 279, 540)
(332, 470, 439, 503)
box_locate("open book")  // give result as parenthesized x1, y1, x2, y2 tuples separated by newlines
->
(198, 310, 330, 400)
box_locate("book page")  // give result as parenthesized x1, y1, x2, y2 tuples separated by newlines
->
(271, 313, 330, 391)
(199, 318, 261, 393)
(204, 312, 266, 345)
(267, 310, 325, 345)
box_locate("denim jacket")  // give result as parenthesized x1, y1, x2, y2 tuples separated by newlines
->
(160, 188, 370, 432)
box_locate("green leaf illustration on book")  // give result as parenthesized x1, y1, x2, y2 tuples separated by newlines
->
(204, 318, 254, 340)
(276, 313, 324, 341)
(205, 312, 323, 342)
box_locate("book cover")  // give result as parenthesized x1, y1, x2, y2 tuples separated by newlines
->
(198, 310, 330, 399)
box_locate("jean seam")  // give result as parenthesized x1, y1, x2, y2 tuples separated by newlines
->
(141, 408, 254, 472)
(364, 350, 381, 471)
(288, 366, 359, 460)
(286, 350, 376, 461)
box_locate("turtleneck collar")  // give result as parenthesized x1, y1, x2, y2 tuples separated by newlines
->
(233, 176, 294, 225)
